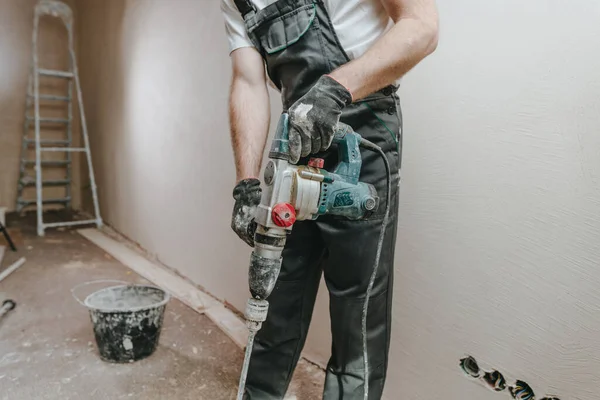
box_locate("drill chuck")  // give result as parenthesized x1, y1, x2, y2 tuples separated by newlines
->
(244, 298, 269, 333)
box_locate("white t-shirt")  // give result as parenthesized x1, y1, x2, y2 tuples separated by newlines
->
(221, 0, 392, 60)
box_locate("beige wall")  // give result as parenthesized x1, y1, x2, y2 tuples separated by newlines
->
(76, 0, 260, 315)
(76, 0, 600, 399)
(0, 0, 81, 211)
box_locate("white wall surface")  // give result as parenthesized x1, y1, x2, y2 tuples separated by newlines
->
(76, 0, 600, 399)
(388, 1, 600, 399)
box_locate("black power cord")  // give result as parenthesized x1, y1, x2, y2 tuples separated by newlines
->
(359, 138, 392, 400)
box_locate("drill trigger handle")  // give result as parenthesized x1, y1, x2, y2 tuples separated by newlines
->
(332, 122, 355, 144)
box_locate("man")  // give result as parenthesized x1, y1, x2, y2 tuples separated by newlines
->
(222, 0, 438, 398)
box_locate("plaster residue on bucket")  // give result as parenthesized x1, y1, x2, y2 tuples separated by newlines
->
(123, 336, 133, 350)
(84, 285, 170, 363)
(85, 285, 167, 312)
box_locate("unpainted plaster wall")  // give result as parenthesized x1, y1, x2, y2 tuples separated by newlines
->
(76, 1, 600, 399)
(0, 0, 81, 211)
(389, 1, 600, 398)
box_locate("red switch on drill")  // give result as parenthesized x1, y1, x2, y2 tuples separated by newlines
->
(271, 203, 296, 228)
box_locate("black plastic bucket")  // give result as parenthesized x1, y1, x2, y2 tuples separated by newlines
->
(82, 284, 170, 363)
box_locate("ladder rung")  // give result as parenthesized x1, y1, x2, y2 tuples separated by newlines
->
(40, 147, 85, 152)
(25, 138, 70, 145)
(44, 220, 97, 229)
(23, 160, 70, 167)
(38, 69, 74, 79)
(20, 179, 69, 187)
(29, 94, 70, 102)
(17, 197, 71, 206)
(25, 117, 69, 124)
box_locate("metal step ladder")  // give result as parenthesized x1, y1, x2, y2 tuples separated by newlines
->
(16, 0, 102, 236)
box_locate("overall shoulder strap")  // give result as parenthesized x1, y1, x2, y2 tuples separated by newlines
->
(233, 0, 257, 18)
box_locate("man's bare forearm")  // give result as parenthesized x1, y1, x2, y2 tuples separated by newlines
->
(230, 80, 270, 180)
(229, 48, 271, 182)
(330, 0, 439, 101)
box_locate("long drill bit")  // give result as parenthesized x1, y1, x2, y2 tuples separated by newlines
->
(236, 332, 256, 400)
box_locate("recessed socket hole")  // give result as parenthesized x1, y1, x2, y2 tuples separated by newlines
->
(459, 356, 480, 378)
(482, 370, 506, 391)
(509, 380, 535, 400)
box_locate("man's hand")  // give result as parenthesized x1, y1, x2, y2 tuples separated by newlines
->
(287, 75, 352, 164)
(231, 178, 262, 247)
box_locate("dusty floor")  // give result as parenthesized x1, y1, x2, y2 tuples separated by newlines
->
(0, 211, 324, 399)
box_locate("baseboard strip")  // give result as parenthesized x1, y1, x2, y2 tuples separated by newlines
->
(78, 228, 217, 312)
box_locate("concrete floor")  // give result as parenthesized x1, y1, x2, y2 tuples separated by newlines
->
(0, 211, 324, 399)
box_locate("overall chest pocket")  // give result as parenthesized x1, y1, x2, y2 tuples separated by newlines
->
(248, 3, 316, 55)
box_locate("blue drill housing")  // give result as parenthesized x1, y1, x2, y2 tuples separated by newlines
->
(270, 113, 379, 220)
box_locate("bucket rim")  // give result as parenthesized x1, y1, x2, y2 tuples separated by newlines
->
(83, 284, 171, 313)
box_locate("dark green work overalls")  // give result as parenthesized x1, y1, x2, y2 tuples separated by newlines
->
(232, 0, 403, 398)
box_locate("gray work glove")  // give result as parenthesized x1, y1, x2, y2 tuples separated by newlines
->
(288, 75, 352, 164)
(231, 178, 262, 247)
